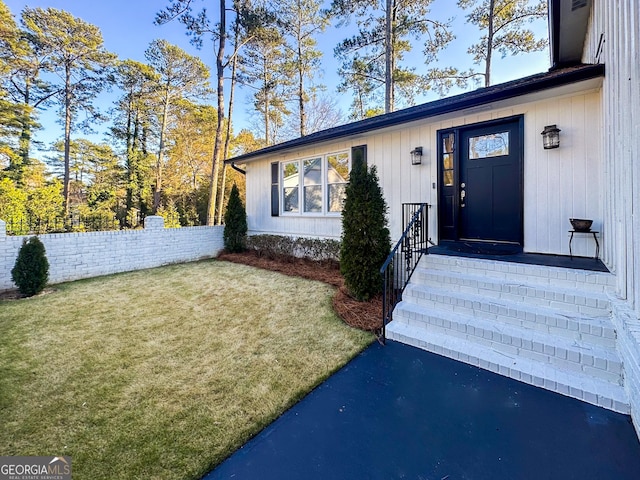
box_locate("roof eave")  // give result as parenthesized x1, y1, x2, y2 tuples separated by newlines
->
(548, 0, 593, 69)
(227, 64, 604, 165)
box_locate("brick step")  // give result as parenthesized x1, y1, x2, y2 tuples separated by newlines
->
(419, 255, 615, 293)
(386, 321, 629, 414)
(402, 283, 616, 347)
(410, 269, 611, 316)
(393, 301, 623, 383)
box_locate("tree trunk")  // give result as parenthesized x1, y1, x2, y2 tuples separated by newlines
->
(18, 80, 31, 173)
(485, 0, 495, 87)
(63, 65, 72, 216)
(263, 57, 270, 145)
(216, 30, 240, 225)
(206, 0, 226, 226)
(140, 121, 151, 216)
(357, 89, 365, 119)
(298, 31, 306, 137)
(125, 95, 135, 217)
(384, 0, 393, 113)
(265, 90, 270, 145)
(154, 89, 170, 212)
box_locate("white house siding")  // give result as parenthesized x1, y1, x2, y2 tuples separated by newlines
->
(583, 0, 640, 433)
(245, 83, 602, 258)
(584, 0, 640, 305)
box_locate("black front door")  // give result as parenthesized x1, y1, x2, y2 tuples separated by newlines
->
(438, 117, 523, 246)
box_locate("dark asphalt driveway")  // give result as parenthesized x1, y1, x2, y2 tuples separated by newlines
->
(204, 341, 640, 480)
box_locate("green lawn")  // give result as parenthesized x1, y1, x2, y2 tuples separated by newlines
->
(0, 260, 373, 479)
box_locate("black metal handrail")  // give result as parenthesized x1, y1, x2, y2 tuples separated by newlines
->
(380, 203, 429, 343)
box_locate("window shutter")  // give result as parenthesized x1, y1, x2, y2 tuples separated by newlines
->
(351, 145, 367, 170)
(271, 162, 279, 216)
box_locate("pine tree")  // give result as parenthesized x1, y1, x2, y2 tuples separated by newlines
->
(21, 7, 116, 214)
(340, 162, 390, 301)
(331, 0, 472, 117)
(11, 236, 49, 296)
(458, 0, 547, 87)
(223, 183, 247, 253)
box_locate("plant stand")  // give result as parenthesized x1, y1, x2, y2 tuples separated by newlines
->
(569, 230, 600, 259)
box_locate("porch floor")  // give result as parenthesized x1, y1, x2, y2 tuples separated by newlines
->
(428, 244, 609, 272)
(203, 342, 640, 480)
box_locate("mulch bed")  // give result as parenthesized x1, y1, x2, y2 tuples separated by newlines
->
(217, 251, 382, 335)
(0, 288, 56, 301)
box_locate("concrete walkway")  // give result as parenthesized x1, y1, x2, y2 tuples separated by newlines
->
(203, 342, 640, 480)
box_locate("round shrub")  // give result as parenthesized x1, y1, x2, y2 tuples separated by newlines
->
(11, 236, 50, 297)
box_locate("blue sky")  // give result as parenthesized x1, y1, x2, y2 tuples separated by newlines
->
(4, 0, 550, 154)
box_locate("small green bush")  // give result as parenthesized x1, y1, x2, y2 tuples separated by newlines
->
(340, 163, 390, 301)
(246, 234, 294, 260)
(223, 183, 247, 253)
(246, 235, 340, 264)
(11, 236, 50, 297)
(296, 237, 341, 263)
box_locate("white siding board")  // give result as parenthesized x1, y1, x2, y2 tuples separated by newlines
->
(522, 107, 538, 253)
(570, 97, 588, 255)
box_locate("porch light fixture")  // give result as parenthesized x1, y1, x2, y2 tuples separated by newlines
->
(410, 146, 423, 165)
(541, 124, 561, 149)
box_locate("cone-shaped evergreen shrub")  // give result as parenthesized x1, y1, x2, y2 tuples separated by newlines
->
(340, 163, 390, 301)
(11, 236, 50, 297)
(223, 183, 248, 253)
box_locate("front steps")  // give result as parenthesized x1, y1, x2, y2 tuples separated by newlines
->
(386, 253, 630, 414)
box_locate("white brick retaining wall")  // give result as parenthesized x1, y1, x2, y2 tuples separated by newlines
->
(610, 301, 640, 435)
(0, 216, 224, 292)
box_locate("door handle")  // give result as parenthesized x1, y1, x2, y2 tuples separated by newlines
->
(460, 188, 466, 207)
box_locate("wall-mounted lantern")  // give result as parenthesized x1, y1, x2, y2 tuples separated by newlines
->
(541, 125, 561, 149)
(410, 146, 423, 165)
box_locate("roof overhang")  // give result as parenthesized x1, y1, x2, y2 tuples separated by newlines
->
(227, 64, 604, 165)
(548, 0, 593, 68)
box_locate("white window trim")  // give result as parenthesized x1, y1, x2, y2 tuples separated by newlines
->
(279, 150, 350, 217)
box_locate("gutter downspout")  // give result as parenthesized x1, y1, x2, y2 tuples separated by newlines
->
(548, 0, 561, 70)
(230, 162, 246, 175)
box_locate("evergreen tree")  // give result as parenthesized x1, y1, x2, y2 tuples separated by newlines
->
(0, 1, 25, 175)
(21, 7, 116, 214)
(223, 183, 247, 253)
(278, 0, 328, 137)
(239, 22, 290, 145)
(11, 235, 49, 296)
(458, 0, 547, 86)
(0, 4, 58, 175)
(111, 59, 159, 224)
(331, 0, 472, 117)
(340, 162, 390, 301)
(144, 39, 210, 212)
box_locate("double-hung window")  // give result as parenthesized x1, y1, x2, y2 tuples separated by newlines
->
(280, 151, 350, 215)
(303, 157, 323, 213)
(282, 160, 300, 213)
(327, 152, 349, 213)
